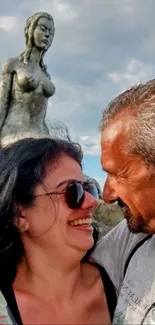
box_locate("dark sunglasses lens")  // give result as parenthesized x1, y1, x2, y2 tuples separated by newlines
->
(86, 183, 99, 199)
(65, 182, 84, 209)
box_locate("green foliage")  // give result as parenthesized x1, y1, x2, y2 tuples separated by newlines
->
(93, 200, 124, 227)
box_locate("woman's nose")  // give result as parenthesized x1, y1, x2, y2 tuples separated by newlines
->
(81, 191, 98, 209)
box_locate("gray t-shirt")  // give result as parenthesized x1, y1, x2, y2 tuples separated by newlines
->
(91, 220, 155, 324)
(0, 291, 14, 324)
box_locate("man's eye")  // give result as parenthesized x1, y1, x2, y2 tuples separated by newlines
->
(108, 172, 115, 177)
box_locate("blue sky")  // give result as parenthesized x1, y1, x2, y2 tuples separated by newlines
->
(83, 155, 106, 192)
(1, 0, 155, 189)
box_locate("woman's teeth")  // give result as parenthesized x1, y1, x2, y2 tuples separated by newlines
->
(69, 218, 92, 226)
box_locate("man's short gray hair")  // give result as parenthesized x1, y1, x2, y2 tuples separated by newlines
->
(100, 79, 155, 166)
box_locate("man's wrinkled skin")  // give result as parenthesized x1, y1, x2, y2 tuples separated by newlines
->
(101, 116, 155, 234)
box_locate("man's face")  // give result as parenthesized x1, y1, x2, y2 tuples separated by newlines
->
(101, 117, 155, 234)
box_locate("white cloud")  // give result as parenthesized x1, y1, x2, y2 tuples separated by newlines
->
(46, 74, 106, 135)
(116, 0, 135, 16)
(2, 0, 155, 187)
(78, 135, 101, 156)
(19, 0, 77, 23)
(107, 59, 154, 91)
(1, 0, 155, 142)
(53, 0, 77, 22)
(0, 16, 19, 31)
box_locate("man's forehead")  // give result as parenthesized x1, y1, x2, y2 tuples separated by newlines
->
(101, 118, 130, 144)
(100, 139, 118, 167)
(101, 156, 116, 172)
(100, 117, 132, 170)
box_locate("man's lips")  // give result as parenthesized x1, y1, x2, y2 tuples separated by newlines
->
(116, 199, 132, 217)
(117, 198, 126, 208)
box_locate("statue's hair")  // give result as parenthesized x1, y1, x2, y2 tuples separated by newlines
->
(100, 79, 155, 167)
(19, 12, 55, 77)
(85, 175, 102, 199)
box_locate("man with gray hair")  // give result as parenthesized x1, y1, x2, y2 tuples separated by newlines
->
(91, 79, 155, 324)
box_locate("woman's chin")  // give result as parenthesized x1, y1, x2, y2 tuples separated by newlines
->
(66, 223, 95, 252)
(73, 235, 94, 253)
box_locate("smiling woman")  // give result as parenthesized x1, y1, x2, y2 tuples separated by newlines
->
(0, 136, 116, 324)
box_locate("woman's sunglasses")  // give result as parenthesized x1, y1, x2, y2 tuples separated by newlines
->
(35, 181, 99, 210)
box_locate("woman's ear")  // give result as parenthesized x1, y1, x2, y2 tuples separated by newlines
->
(14, 205, 29, 233)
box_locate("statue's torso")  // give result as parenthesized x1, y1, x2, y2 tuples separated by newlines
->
(1, 59, 55, 139)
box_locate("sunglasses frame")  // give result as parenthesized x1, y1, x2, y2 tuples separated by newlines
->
(34, 181, 98, 209)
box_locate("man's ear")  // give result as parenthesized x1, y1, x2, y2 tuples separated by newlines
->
(14, 205, 29, 233)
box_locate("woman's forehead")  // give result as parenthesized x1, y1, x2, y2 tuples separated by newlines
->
(44, 156, 84, 186)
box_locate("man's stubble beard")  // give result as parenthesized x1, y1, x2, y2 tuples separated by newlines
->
(125, 208, 149, 234)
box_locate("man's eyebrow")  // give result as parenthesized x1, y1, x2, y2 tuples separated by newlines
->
(102, 167, 108, 172)
(102, 167, 114, 174)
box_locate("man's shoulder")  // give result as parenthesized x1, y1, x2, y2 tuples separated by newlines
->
(98, 219, 148, 253)
(90, 219, 149, 288)
(96, 219, 130, 245)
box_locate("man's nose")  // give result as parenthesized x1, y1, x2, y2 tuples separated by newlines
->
(81, 191, 98, 210)
(103, 176, 118, 203)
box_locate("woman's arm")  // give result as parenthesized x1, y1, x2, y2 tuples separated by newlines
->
(0, 59, 15, 132)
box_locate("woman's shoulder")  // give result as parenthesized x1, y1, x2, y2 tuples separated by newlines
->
(81, 262, 104, 288)
(82, 262, 115, 286)
(83, 263, 117, 321)
(2, 58, 18, 74)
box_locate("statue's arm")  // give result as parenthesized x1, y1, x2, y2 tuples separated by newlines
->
(0, 59, 15, 130)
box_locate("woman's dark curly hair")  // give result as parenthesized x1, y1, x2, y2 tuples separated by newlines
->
(0, 136, 98, 283)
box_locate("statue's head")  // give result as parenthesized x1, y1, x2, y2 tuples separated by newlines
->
(19, 12, 55, 74)
(25, 12, 55, 52)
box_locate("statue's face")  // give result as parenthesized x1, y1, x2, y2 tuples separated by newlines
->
(33, 17, 54, 50)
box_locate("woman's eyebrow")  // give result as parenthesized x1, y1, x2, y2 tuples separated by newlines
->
(56, 179, 77, 189)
